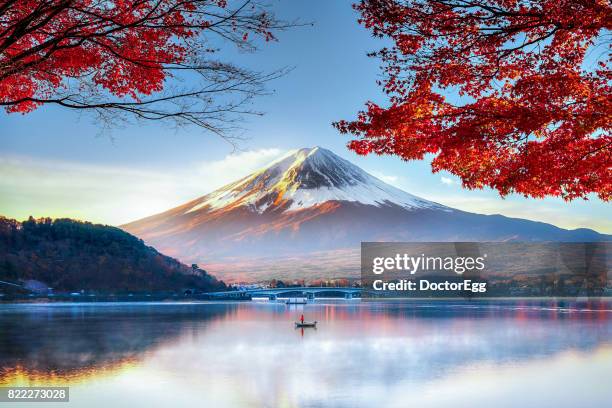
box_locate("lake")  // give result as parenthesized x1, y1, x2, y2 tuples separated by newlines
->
(1, 300, 612, 407)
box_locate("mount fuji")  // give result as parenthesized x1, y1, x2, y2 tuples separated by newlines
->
(122, 147, 609, 282)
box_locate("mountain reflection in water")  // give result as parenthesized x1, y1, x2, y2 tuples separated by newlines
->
(1, 300, 611, 408)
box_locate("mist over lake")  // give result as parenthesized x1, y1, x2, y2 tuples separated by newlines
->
(1, 300, 611, 408)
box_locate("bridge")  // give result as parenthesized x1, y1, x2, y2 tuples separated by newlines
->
(205, 286, 362, 300)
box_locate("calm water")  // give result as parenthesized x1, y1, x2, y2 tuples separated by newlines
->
(1, 300, 612, 408)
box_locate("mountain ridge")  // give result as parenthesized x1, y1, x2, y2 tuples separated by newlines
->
(180, 147, 447, 215)
(122, 147, 609, 282)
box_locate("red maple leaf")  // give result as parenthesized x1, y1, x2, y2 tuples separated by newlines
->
(0, 0, 289, 136)
(335, 0, 611, 201)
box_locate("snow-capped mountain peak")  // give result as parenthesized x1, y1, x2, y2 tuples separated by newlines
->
(185, 146, 445, 214)
(122, 146, 608, 282)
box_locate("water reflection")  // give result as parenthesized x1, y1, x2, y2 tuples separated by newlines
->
(1, 300, 611, 407)
(0, 303, 234, 383)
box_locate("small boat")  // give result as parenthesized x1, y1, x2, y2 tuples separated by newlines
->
(295, 320, 317, 328)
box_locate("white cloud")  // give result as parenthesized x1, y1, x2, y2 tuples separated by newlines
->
(2, 149, 610, 234)
(440, 176, 454, 185)
(423, 192, 612, 233)
(0, 148, 286, 226)
(197, 148, 283, 190)
(369, 170, 400, 186)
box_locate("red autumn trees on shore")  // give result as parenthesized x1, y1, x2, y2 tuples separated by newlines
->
(0, 0, 293, 137)
(336, 0, 611, 200)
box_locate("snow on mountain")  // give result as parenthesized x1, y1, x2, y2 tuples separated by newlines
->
(185, 147, 447, 214)
(122, 146, 609, 282)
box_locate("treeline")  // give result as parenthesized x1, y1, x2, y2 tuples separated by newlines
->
(0, 216, 226, 293)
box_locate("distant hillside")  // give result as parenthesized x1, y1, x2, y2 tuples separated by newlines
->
(0, 217, 226, 293)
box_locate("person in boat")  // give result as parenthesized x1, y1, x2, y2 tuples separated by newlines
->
(300, 314, 304, 324)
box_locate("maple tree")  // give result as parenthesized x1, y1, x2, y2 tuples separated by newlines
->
(335, 0, 611, 200)
(0, 0, 293, 137)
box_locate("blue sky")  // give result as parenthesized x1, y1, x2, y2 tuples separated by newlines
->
(0, 1, 610, 232)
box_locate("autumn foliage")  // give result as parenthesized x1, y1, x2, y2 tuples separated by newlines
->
(336, 0, 611, 200)
(0, 0, 289, 135)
